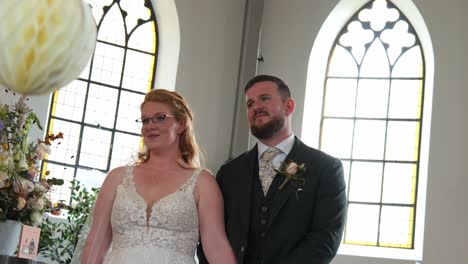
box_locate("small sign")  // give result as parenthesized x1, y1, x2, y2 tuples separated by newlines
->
(17, 224, 41, 260)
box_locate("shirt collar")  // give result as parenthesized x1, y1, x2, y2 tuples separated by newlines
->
(257, 133, 295, 159)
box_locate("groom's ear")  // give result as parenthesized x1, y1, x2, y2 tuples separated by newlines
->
(284, 98, 295, 116)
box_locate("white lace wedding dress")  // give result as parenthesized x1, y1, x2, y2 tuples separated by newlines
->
(102, 166, 202, 264)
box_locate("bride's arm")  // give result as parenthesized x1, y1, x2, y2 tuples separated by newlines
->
(196, 170, 236, 264)
(81, 167, 126, 264)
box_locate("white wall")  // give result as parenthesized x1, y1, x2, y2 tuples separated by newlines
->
(174, 0, 246, 170)
(256, 0, 468, 264)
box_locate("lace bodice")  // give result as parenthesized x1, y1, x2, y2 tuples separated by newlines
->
(108, 166, 201, 258)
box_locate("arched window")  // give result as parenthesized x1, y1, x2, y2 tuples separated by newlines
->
(43, 0, 158, 204)
(303, 0, 433, 259)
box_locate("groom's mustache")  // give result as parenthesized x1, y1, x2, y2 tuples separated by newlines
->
(253, 110, 270, 120)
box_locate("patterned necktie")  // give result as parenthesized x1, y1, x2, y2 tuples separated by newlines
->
(259, 147, 282, 195)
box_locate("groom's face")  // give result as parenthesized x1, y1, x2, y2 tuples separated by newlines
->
(245, 81, 287, 139)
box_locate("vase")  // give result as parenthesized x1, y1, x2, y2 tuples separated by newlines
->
(0, 220, 22, 256)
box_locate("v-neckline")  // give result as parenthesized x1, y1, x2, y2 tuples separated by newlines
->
(130, 167, 197, 210)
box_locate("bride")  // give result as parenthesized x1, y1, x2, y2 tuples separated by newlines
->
(81, 89, 236, 264)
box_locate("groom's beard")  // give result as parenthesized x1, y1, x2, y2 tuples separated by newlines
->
(250, 114, 285, 140)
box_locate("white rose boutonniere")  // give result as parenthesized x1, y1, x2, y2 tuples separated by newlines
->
(275, 160, 306, 191)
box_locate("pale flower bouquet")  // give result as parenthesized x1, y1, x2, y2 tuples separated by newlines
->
(0, 96, 63, 226)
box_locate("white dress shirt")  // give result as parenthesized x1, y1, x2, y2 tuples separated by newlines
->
(257, 133, 295, 170)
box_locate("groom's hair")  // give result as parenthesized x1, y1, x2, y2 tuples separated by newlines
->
(244, 74, 291, 101)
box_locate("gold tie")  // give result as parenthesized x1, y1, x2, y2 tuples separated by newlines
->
(259, 148, 282, 195)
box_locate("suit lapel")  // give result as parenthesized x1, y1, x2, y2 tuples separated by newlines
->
(268, 138, 306, 225)
(238, 146, 258, 232)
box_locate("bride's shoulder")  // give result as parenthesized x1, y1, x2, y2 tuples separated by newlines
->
(102, 166, 131, 186)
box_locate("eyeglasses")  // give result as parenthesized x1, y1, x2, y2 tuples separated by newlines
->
(135, 113, 175, 128)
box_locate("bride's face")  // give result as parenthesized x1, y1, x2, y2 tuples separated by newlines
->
(140, 101, 184, 152)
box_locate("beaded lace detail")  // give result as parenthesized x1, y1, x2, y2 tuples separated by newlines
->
(104, 166, 201, 263)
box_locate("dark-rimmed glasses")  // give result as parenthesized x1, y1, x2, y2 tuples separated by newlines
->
(135, 113, 175, 128)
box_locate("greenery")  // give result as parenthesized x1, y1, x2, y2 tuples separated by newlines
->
(0, 96, 63, 226)
(39, 179, 99, 263)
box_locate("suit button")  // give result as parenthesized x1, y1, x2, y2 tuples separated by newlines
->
(260, 219, 267, 225)
(261, 206, 268, 212)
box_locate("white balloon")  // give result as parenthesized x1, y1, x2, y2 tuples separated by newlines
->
(0, 0, 97, 95)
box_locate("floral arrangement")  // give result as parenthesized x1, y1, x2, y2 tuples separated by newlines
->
(0, 96, 63, 226)
(276, 160, 306, 191)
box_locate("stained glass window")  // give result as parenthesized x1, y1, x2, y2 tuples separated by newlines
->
(42, 0, 158, 204)
(320, 0, 424, 249)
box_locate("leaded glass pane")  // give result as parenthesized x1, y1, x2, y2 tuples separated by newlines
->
(355, 79, 389, 118)
(91, 42, 125, 86)
(379, 206, 413, 248)
(44, 163, 75, 203)
(388, 80, 422, 119)
(352, 120, 386, 160)
(360, 40, 390, 77)
(323, 78, 357, 117)
(382, 163, 416, 204)
(78, 126, 112, 170)
(110, 132, 142, 169)
(321, 118, 354, 159)
(97, 4, 125, 45)
(349, 161, 383, 203)
(392, 46, 423, 77)
(345, 204, 380, 245)
(116, 91, 145, 134)
(122, 50, 155, 93)
(328, 46, 358, 77)
(52, 81, 87, 122)
(47, 119, 81, 165)
(120, 0, 152, 33)
(128, 22, 157, 53)
(75, 168, 108, 190)
(385, 121, 419, 161)
(84, 84, 119, 128)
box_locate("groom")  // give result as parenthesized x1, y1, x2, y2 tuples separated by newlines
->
(198, 75, 347, 264)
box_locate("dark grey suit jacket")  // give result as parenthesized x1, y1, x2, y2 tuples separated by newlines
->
(198, 137, 347, 264)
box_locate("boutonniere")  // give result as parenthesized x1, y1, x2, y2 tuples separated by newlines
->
(275, 160, 306, 191)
